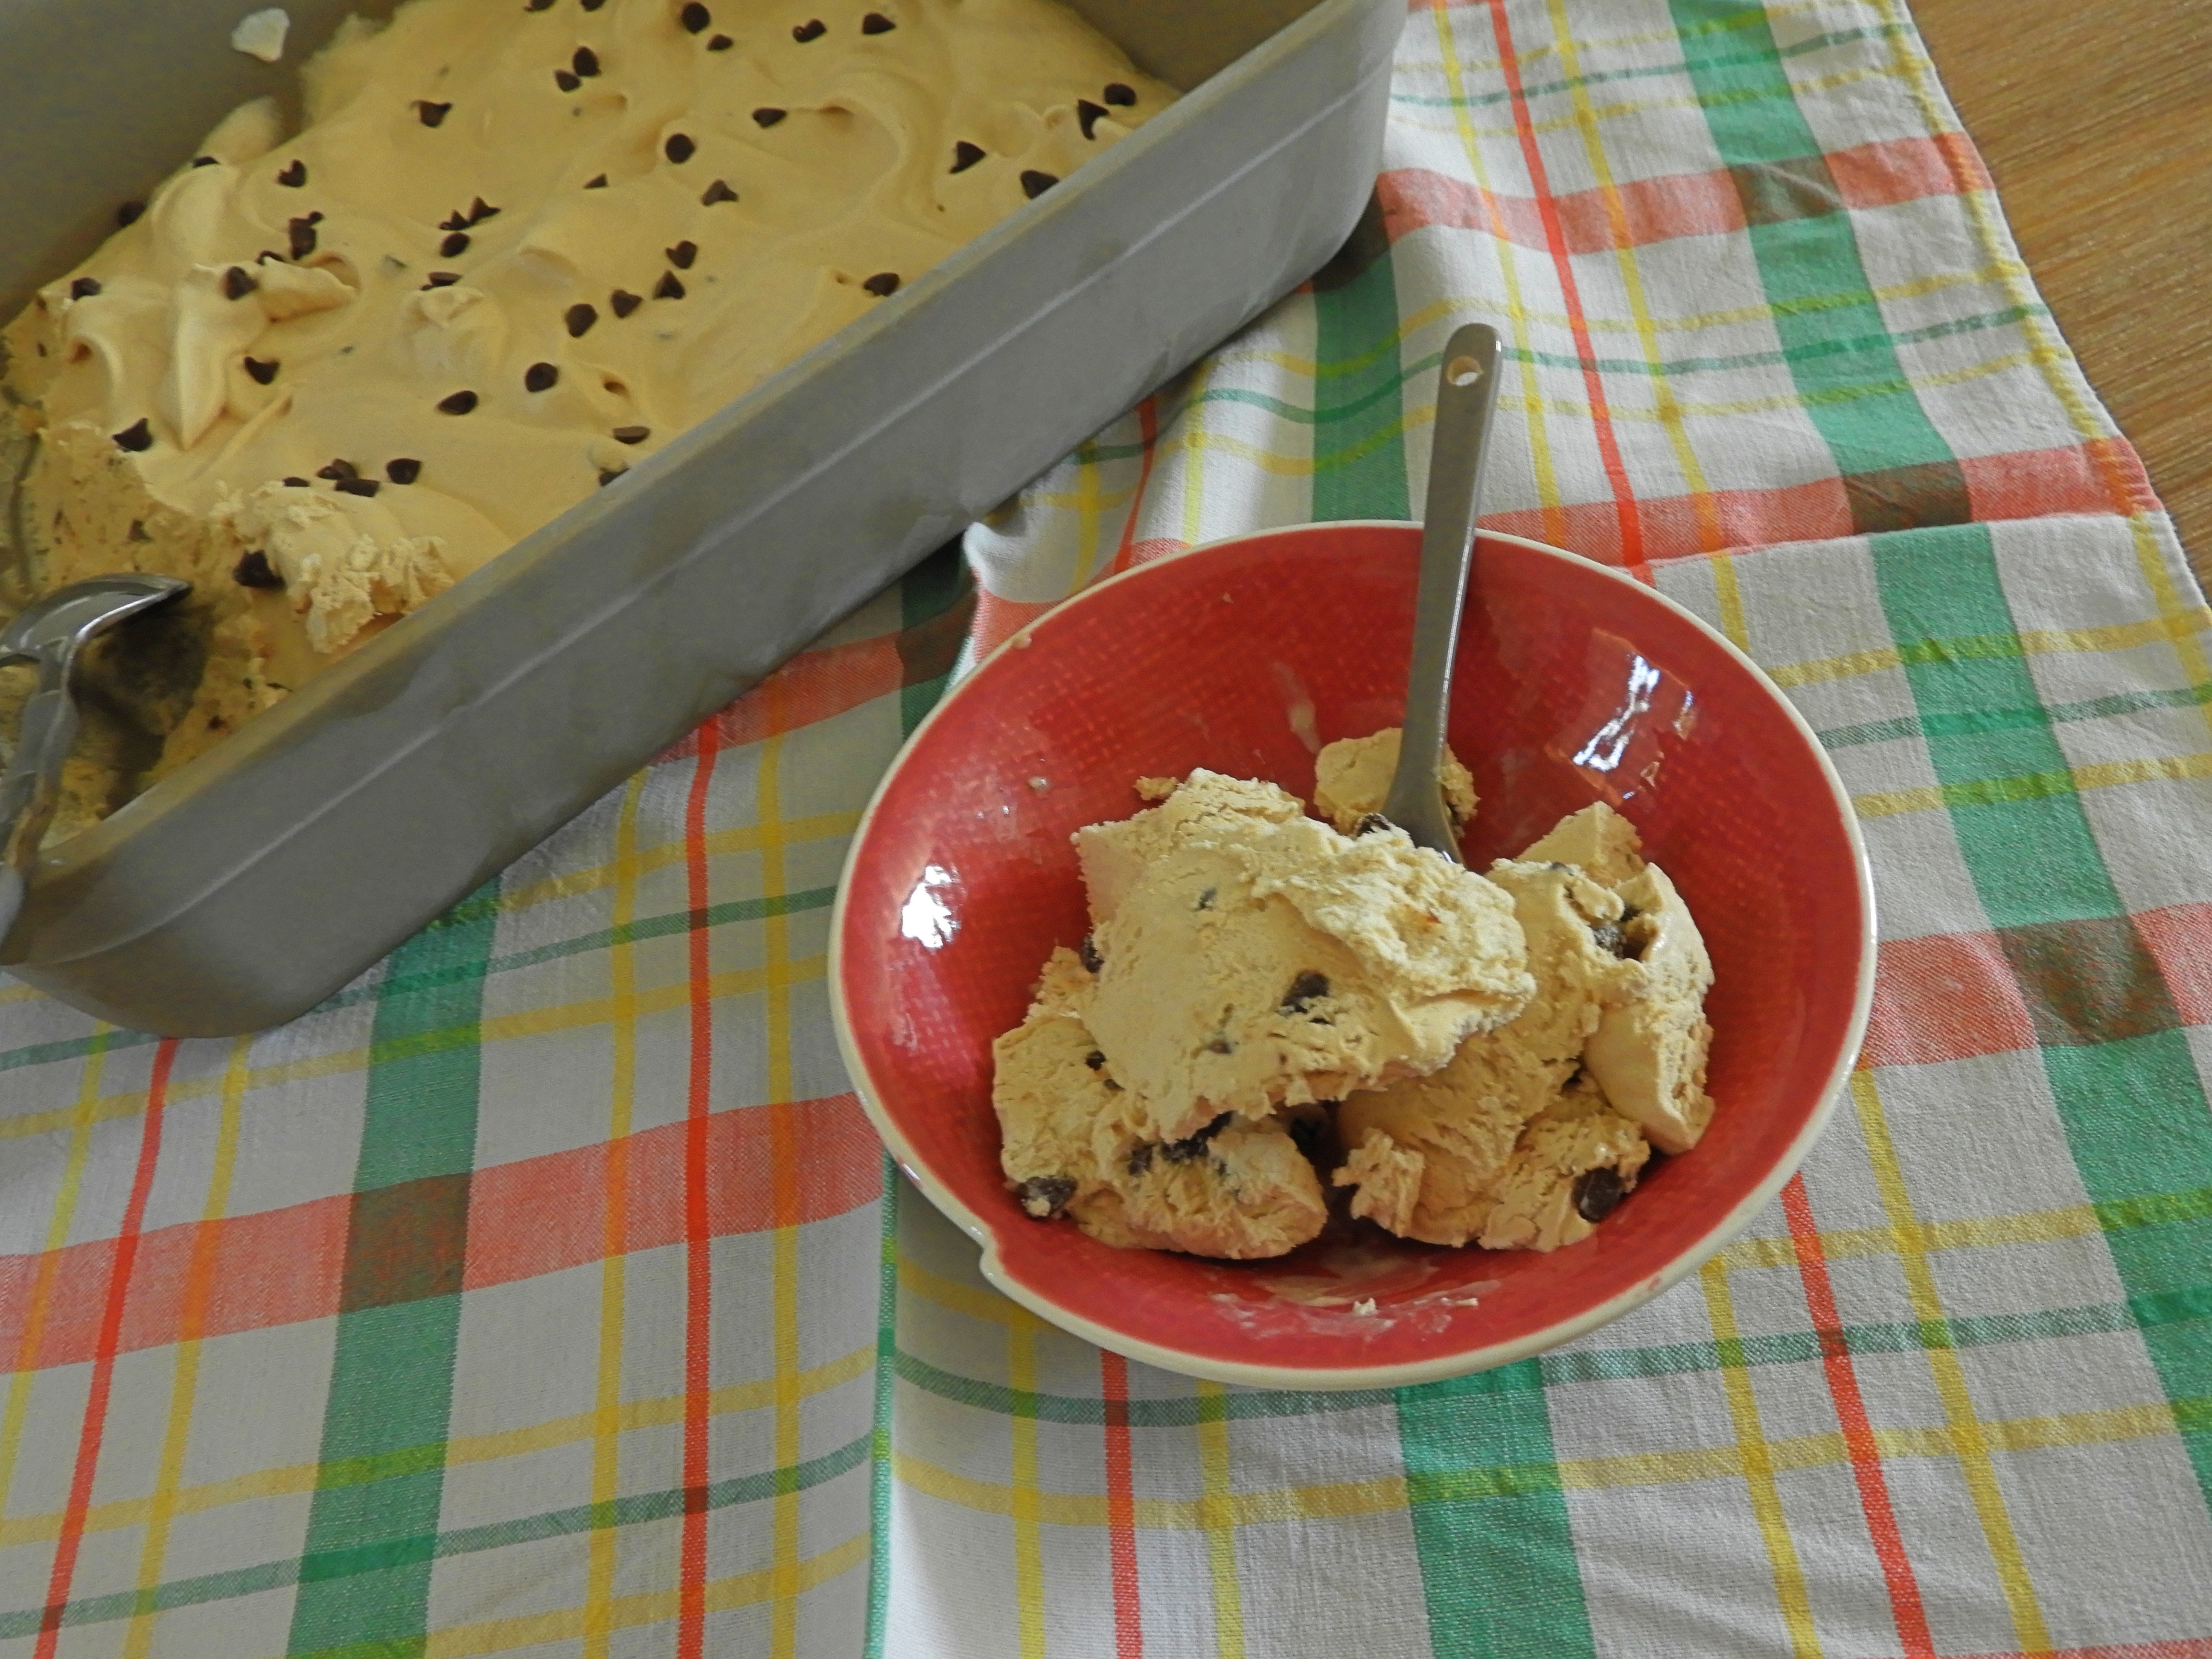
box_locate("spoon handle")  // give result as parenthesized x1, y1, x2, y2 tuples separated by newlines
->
(1383, 322, 1503, 860)
(0, 657, 77, 941)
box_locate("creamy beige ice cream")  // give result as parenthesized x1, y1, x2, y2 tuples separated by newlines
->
(1311, 725, 1477, 838)
(1, 0, 1173, 827)
(992, 735, 1717, 1261)
(1334, 802, 1714, 1252)
(992, 762, 1533, 1258)
(991, 948, 1330, 1260)
(1074, 770, 1534, 1143)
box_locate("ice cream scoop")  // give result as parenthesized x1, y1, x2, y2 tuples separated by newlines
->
(0, 575, 189, 939)
(1382, 323, 1502, 863)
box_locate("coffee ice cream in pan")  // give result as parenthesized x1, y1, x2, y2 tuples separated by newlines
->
(1, 0, 1174, 832)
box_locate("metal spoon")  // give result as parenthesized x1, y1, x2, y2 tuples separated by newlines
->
(1380, 322, 1502, 864)
(0, 573, 190, 940)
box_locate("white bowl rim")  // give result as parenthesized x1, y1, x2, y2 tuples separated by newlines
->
(828, 521, 1878, 1390)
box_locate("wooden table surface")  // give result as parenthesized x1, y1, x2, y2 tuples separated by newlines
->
(1912, 0, 2211, 575)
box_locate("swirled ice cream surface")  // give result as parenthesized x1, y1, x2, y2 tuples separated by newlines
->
(0, 0, 1173, 820)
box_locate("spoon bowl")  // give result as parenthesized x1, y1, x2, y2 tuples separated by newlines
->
(0, 574, 190, 662)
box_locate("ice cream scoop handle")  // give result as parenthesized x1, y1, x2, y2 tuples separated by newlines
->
(1384, 323, 1502, 861)
(0, 661, 78, 902)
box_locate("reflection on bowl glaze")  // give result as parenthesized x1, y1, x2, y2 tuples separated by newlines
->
(899, 863, 960, 950)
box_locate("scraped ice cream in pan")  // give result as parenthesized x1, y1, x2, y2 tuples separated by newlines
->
(992, 729, 1717, 1260)
(0, 0, 1174, 833)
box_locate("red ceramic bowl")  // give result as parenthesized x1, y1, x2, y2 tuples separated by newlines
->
(831, 524, 1873, 1387)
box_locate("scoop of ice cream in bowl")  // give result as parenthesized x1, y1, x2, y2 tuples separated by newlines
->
(830, 521, 1873, 1388)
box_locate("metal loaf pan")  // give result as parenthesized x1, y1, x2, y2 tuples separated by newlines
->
(0, 0, 1398, 1034)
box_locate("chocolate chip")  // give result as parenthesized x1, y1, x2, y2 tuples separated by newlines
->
(654, 271, 685, 299)
(1195, 885, 1216, 911)
(116, 201, 145, 227)
(1574, 1166, 1628, 1223)
(1354, 812, 1393, 836)
(315, 458, 359, 480)
(679, 0, 710, 29)
(1015, 1175, 1075, 1220)
(598, 466, 627, 486)
(1079, 934, 1102, 972)
(416, 100, 452, 126)
(585, 173, 609, 189)
(861, 10, 894, 31)
(233, 549, 283, 588)
(1083, 1051, 1106, 1071)
(243, 356, 279, 384)
(572, 45, 600, 75)
(664, 132, 696, 163)
(386, 457, 423, 484)
(1020, 169, 1059, 198)
(423, 271, 463, 287)
(566, 302, 599, 336)
(306, 210, 325, 224)
(1280, 972, 1330, 1014)
(276, 160, 308, 187)
(440, 209, 470, 231)
(862, 271, 899, 296)
(1103, 81, 1136, 106)
(555, 68, 582, 90)
(282, 476, 310, 488)
(192, 155, 218, 168)
(1125, 1145, 1154, 1178)
(792, 17, 825, 39)
(525, 0, 553, 9)
(112, 418, 154, 452)
(665, 239, 697, 268)
(437, 389, 479, 414)
(610, 288, 642, 317)
(222, 265, 257, 300)
(1204, 1032, 1233, 1054)
(469, 197, 499, 223)
(950, 140, 985, 173)
(524, 361, 559, 392)
(1162, 1113, 1230, 1164)
(707, 33, 732, 49)
(440, 230, 470, 258)
(701, 178, 739, 204)
(582, 0, 605, 9)
(1077, 98, 1107, 140)
(288, 217, 318, 259)
(752, 106, 786, 127)
(1592, 920, 1632, 958)
(611, 424, 650, 443)
(68, 276, 100, 299)
(335, 476, 381, 497)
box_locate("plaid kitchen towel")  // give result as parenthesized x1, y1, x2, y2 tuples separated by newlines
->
(3, 0, 2208, 1656)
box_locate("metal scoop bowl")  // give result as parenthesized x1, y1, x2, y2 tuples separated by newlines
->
(0, 574, 190, 940)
